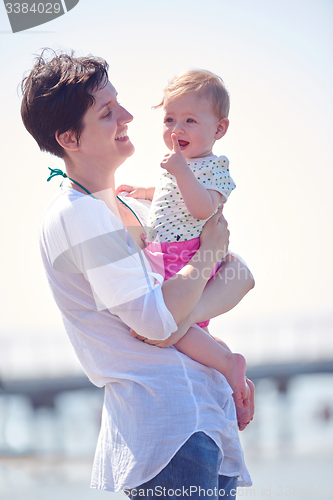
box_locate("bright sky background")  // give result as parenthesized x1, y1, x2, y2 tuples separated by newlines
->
(0, 0, 332, 336)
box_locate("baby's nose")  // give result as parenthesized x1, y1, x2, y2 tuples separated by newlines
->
(172, 122, 184, 133)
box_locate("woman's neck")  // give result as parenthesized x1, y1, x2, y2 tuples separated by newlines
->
(63, 158, 144, 247)
(64, 156, 116, 196)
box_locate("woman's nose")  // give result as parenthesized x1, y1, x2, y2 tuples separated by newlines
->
(119, 106, 133, 124)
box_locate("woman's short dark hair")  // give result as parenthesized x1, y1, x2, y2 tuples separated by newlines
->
(21, 48, 109, 158)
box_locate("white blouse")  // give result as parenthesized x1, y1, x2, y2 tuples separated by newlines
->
(39, 187, 251, 492)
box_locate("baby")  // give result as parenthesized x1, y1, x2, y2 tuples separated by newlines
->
(117, 70, 253, 415)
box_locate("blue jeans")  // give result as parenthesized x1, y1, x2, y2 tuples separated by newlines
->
(124, 432, 238, 499)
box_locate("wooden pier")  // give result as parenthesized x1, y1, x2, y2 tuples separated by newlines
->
(1, 359, 333, 409)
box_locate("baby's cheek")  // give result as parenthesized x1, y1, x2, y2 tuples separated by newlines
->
(162, 130, 172, 150)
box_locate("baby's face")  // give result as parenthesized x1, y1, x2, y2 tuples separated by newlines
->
(162, 93, 228, 160)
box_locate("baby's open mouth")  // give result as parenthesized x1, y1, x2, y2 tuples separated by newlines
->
(178, 140, 189, 148)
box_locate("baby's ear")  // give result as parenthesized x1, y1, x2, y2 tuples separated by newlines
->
(215, 118, 229, 140)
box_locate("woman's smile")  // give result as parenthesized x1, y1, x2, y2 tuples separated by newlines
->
(115, 129, 130, 141)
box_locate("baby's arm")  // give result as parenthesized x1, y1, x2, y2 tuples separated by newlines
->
(116, 184, 155, 201)
(161, 133, 223, 219)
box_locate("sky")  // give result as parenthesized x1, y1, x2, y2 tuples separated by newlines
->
(0, 0, 332, 337)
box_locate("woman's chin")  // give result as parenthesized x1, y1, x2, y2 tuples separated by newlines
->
(118, 144, 135, 166)
(127, 142, 135, 157)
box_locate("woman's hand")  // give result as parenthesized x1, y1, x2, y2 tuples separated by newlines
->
(130, 329, 147, 341)
(129, 327, 186, 348)
(200, 206, 229, 260)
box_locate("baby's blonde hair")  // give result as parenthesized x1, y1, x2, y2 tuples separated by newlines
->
(154, 69, 230, 119)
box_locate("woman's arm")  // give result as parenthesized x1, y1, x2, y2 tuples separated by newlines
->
(160, 207, 229, 325)
(56, 195, 228, 341)
(142, 253, 254, 347)
(186, 252, 255, 325)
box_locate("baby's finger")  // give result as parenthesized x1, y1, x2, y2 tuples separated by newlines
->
(160, 156, 171, 169)
(116, 184, 133, 195)
(171, 133, 181, 153)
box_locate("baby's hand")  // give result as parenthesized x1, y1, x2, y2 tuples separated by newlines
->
(116, 184, 154, 200)
(160, 133, 188, 177)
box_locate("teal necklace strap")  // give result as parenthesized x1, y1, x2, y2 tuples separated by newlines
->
(47, 169, 140, 223)
(116, 195, 142, 225)
(47, 168, 96, 199)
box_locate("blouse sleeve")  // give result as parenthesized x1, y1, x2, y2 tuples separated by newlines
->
(194, 156, 236, 201)
(46, 193, 177, 340)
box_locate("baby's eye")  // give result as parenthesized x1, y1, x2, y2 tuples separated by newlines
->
(187, 118, 195, 123)
(104, 110, 112, 118)
(165, 117, 173, 123)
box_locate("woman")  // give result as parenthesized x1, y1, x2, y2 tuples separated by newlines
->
(21, 49, 254, 498)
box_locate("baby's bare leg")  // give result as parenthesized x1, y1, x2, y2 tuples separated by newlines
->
(174, 326, 250, 408)
(170, 254, 254, 407)
(190, 253, 254, 325)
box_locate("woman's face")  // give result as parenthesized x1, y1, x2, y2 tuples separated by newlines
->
(78, 81, 134, 167)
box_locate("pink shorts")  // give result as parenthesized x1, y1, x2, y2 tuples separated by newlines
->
(142, 235, 220, 328)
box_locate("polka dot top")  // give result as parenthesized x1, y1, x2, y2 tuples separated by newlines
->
(147, 155, 236, 243)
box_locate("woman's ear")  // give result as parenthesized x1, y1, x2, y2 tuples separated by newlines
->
(55, 130, 80, 152)
(215, 118, 229, 140)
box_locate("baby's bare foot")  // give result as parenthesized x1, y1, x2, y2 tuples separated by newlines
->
(224, 353, 250, 408)
(234, 378, 255, 431)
